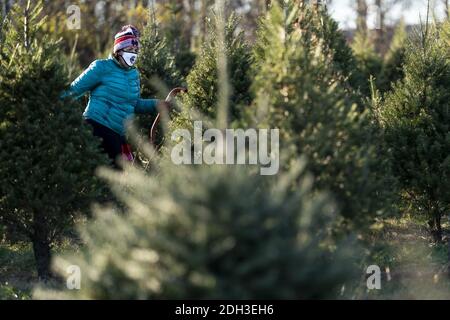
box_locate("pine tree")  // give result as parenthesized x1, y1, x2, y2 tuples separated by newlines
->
(173, 13, 252, 129)
(290, 2, 364, 99)
(251, 0, 396, 226)
(441, 19, 450, 46)
(379, 25, 450, 242)
(134, 13, 183, 148)
(160, 0, 196, 78)
(351, 30, 384, 97)
(138, 14, 182, 98)
(0, 0, 109, 280)
(0, 4, 5, 45)
(34, 154, 357, 299)
(0, 5, 5, 243)
(380, 21, 407, 93)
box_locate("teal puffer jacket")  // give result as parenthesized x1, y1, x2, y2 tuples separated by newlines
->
(63, 55, 159, 136)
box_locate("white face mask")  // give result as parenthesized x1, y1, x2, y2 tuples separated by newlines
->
(121, 51, 138, 67)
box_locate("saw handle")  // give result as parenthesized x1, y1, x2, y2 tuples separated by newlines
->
(150, 87, 187, 146)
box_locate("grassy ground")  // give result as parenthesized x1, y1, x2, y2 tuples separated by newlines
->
(363, 215, 450, 299)
(0, 243, 35, 299)
(0, 239, 79, 300)
(1, 216, 449, 300)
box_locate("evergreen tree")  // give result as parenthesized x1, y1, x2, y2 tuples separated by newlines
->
(380, 21, 407, 93)
(351, 30, 384, 97)
(0, 2, 5, 243)
(173, 13, 252, 129)
(34, 154, 357, 299)
(251, 0, 395, 226)
(160, 0, 196, 78)
(290, 2, 364, 99)
(379, 25, 450, 242)
(0, 5, 5, 45)
(440, 19, 450, 47)
(138, 15, 182, 98)
(135, 14, 183, 149)
(0, 0, 109, 280)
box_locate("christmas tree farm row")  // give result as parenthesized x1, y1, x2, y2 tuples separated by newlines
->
(0, 0, 448, 299)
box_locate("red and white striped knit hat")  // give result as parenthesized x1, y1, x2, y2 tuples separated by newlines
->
(113, 25, 140, 53)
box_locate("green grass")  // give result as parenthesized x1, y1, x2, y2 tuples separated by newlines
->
(1, 215, 449, 300)
(0, 243, 35, 299)
(361, 215, 450, 299)
(0, 238, 81, 300)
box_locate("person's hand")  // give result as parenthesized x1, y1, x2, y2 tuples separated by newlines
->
(157, 100, 171, 111)
(156, 88, 187, 112)
(166, 87, 187, 101)
(151, 88, 187, 145)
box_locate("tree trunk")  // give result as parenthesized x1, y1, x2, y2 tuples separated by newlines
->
(445, 0, 449, 19)
(199, 0, 209, 44)
(32, 213, 53, 281)
(429, 214, 443, 243)
(32, 237, 52, 281)
(447, 211, 450, 278)
(356, 0, 368, 35)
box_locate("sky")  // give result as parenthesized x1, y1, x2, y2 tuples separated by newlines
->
(328, 0, 447, 29)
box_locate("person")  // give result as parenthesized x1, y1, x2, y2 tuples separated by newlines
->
(62, 25, 176, 168)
